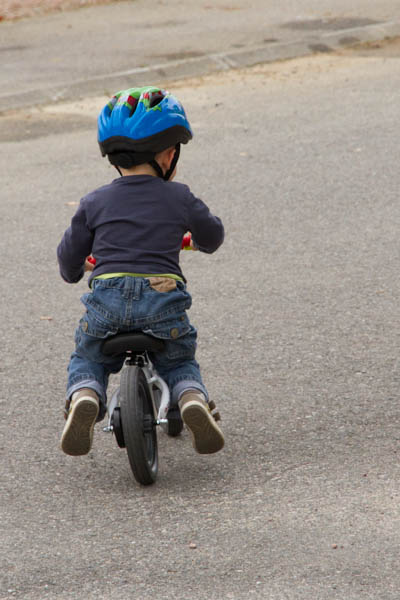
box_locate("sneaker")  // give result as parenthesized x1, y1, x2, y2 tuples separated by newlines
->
(61, 388, 99, 456)
(178, 392, 224, 454)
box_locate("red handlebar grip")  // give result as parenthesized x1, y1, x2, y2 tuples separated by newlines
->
(181, 233, 192, 249)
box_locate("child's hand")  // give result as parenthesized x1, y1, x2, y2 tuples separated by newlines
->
(84, 256, 96, 272)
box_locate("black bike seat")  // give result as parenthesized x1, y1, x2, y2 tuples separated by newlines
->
(102, 332, 165, 356)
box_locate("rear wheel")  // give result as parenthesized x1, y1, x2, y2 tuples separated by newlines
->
(167, 406, 184, 437)
(120, 366, 158, 485)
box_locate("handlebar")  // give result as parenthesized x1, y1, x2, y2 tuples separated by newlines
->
(87, 233, 193, 266)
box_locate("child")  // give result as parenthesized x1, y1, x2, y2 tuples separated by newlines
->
(57, 86, 225, 458)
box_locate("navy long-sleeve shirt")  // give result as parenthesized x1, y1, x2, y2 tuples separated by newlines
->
(57, 175, 224, 285)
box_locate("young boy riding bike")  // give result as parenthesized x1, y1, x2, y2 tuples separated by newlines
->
(57, 86, 225, 458)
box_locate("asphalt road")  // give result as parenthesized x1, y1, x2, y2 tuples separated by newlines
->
(2, 37, 400, 600)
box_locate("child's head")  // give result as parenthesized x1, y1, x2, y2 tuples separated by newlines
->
(98, 86, 193, 180)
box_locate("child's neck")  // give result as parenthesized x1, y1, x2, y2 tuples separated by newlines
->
(118, 164, 158, 177)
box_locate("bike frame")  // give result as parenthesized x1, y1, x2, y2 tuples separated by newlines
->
(104, 351, 170, 434)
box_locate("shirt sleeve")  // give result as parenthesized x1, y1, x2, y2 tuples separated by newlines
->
(185, 189, 224, 254)
(57, 198, 94, 283)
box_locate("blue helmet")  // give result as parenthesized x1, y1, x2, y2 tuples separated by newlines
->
(98, 86, 193, 162)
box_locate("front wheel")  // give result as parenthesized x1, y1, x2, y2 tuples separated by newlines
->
(120, 366, 158, 485)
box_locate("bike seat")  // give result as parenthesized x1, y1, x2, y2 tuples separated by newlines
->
(102, 332, 165, 356)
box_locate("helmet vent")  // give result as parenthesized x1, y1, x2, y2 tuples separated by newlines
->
(148, 90, 165, 108)
(128, 97, 138, 117)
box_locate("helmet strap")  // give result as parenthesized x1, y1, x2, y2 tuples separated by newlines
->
(150, 144, 181, 181)
(149, 159, 165, 179)
(164, 143, 180, 181)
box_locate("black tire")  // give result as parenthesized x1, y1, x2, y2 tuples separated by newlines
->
(120, 366, 158, 485)
(167, 407, 184, 437)
(111, 407, 125, 448)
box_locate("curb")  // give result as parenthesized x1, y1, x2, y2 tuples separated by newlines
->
(1, 19, 400, 112)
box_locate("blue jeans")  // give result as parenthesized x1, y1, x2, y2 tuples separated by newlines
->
(67, 276, 207, 421)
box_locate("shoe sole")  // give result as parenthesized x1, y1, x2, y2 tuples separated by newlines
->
(180, 400, 224, 454)
(61, 397, 99, 456)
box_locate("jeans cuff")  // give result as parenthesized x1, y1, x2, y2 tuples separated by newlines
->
(172, 380, 208, 406)
(67, 378, 105, 400)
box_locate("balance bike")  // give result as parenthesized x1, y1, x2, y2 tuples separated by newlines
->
(102, 332, 182, 485)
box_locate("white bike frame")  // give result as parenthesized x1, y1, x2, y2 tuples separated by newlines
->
(104, 352, 170, 434)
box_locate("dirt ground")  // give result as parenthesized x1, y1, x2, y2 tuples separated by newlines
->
(0, 0, 122, 21)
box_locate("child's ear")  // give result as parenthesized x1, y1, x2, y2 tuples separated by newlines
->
(167, 146, 176, 164)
